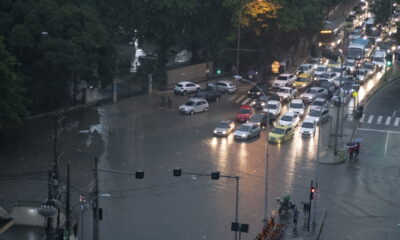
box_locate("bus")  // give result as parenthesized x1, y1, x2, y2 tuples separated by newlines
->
(347, 38, 372, 65)
(318, 20, 345, 49)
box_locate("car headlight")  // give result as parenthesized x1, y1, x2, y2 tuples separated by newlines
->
(318, 42, 322, 47)
(257, 92, 261, 95)
(222, 131, 227, 134)
(248, 91, 251, 94)
(214, 130, 217, 134)
(261, 102, 266, 106)
(242, 133, 247, 137)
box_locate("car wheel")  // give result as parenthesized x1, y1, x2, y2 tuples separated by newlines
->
(196, 88, 200, 93)
(204, 107, 208, 112)
(183, 90, 187, 96)
(216, 96, 220, 102)
(190, 110, 194, 115)
(224, 90, 229, 94)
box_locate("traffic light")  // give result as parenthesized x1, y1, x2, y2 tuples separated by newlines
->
(310, 186, 315, 200)
(387, 60, 392, 67)
(386, 54, 393, 67)
(217, 69, 222, 75)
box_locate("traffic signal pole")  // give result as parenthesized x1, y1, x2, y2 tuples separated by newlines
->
(308, 180, 314, 232)
(93, 158, 99, 240)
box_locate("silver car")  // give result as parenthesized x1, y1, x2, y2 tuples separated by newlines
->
(300, 87, 328, 103)
(234, 122, 261, 140)
(179, 98, 209, 115)
(307, 108, 330, 124)
(213, 120, 235, 137)
(207, 80, 237, 94)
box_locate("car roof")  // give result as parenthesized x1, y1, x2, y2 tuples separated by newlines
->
(313, 97, 326, 102)
(279, 73, 292, 77)
(290, 99, 303, 103)
(298, 73, 311, 78)
(275, 125, 292, 130)
(310, 87, 323, 90)
(280, 86, 292, 90)
(316, 65, 327, 68)
(178, 81, 194, 84)
(219, 120, 232, 124)
(190, 98, 206, 102)
(283, 111, 296, 116)
(242, 122, 257, 127)
(268, 100, 280, 104)
(303, 117, 316, 124)
(240, 105, 252, 109)
(218, 80, 234, 84)
(300, 63, 312, 67)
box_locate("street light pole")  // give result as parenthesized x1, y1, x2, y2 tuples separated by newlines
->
(236, 5, 247, 76)
(333, 53, 344, 155)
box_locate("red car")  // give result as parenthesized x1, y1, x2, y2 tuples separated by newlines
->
(236, 105, 254, 122)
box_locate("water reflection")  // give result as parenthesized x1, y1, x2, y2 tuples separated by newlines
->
(207, 136, 233, 172)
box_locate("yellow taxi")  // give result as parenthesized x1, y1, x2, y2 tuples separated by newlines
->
(293, 73, 313, 88)
(268, 125, 295, 143)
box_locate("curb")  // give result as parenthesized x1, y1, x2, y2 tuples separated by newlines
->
(317, 149, 346, 165)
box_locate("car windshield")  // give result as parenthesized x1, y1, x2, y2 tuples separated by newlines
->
(345, 62, 354, 67)
(364, 64, 373, 70)
(277, 76, 288, 80)
(302, 122, 314, 128)
(176, 84, 183, 87)
(372, 57, 384, 62)
(238, 125, 251, 131)
(316, 67, 326, 71)
(239, 109, 251, 114)
(299, 66, 309, 71)
(250, 115, 263, 122)
(328, 60, 339, 65)
(321, 73, 332, 78)
(309, 110, 321, 117)
(216, 122, 230, 128)
(319, 80, 330, 88)
(347, 48, 363, 59)
(306, 89, 318, 94)
(278, 88, 290, 93)
(332, 68, 342, 73)
(290, 103, 303, 109)
(185, 101, 195, 106)
(267, 104, 277, 110)
(281, 115, 293, 121)
(297, 78, 308, 82)
(312, 100, 324, 106)
(271, 128, 285, 134)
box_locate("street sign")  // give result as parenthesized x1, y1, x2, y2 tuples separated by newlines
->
(272, 61, 280, 73)
(352, 91, 358, 98)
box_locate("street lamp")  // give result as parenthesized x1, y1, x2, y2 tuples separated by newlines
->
(333, 51, 345, 155)
(236, 5, 248, 76)
(173, 168, 248, 240)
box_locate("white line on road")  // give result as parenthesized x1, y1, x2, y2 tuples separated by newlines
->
(359, 114, 365, 123)
(385, 117, 392, 126)
(367, 115, 374, 124)
(384, 132, 390, 157)
(235, 95, 246, 103)
(357, 127, 400, 134)
(377, 116, 383, 124)
(229, 95, 236, 101)
(395, 118, 400, 127)
(242, 98, 251, 105)
(393, 110, 397, 117)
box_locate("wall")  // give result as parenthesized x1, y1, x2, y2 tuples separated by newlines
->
(166, 62, 213, 89)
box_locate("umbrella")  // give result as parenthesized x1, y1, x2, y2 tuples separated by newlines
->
(345, 142, 357, 148)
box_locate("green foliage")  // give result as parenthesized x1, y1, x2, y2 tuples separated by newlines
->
(0, 37, 28, 131)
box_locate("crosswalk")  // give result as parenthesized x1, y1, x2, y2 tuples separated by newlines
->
(231, 93, 256, 106)
(359, 114, 400, 127)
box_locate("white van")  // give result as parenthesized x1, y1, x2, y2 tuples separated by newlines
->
(371, 50, 386, 68)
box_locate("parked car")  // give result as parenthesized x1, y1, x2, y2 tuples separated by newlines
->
(297, 64, 315, 75)
(262, 100, 282, 117)
(300, 118, 317, 137)
(174, 81, 201, 95)
(179, 98, 209, 115)
(236, 105, 254, 123)
(300, 87, 328, 103)
(272, 73, 297, 88)
(278, 112, 300, 127)
(213, 120, 235, 137)
(193, 90, 221, 102)
(288, 99, 306, 117)
(234, 122, 261, 140)
(207, 80, 237, 93)
(277, 87, 297, 101)
(268, 125, 295, 143)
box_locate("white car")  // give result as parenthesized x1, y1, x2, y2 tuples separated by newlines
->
(344, 61, 355, 73)
(174, 81, 201, 95)
(262, 100, 282, 117)
(277, 87, 297, 101)
(234, 122, 261, 140)
(356, 68, 369, 83)
(318, 72, 337, 82)
(297, 64, 314, 75)
(179, 98, 209, 115)
(288, 99, 306, 117)
(213, 120, 235, 137)
(314, 65, 328, 78)
(331, 66, 346, 76)
(307, 108, 330, 124)
(310, 97, 328, 111)
(278, 112, 300, 127)
(272, 74, 297, 87)
(300, 87, 328, 103)
(300, 118, 317, 137)
(207, 80, 237, 94)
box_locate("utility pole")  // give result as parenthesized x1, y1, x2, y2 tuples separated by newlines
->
(308, 180, 314, 232)
(65, 164, 71, 240)
(93, 157, 99, 240)
(46, 170, 53, 240)
(333, 53, 344, 155)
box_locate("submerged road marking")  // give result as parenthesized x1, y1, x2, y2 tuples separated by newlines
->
(357, 127, 400, 134)
(377, 116, 383, 124)
(235, 95, 246, 103)
(384, 132, 390, 157)
(359, 114, 365, 123)
(229, 95, 236, 101)
(367, 115, 374, 124)
(393, 110, 397, 117)
(242, 98, 251, 105)
(385, 117, 392, 126)
(395, 118, 400, 127)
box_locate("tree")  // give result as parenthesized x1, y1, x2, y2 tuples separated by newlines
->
(0, 37, 28, 131)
